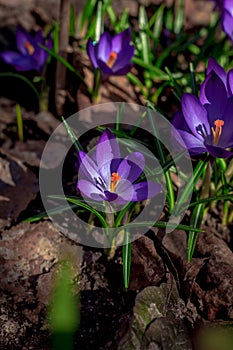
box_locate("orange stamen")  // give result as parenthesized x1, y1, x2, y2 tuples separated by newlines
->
(106, 51, 117, 68)
(211, 119, 224, 145)
(24, 41, 35, 55)
(110, 172, 121, 192)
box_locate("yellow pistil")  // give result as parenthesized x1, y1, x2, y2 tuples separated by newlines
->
(211, 119, 224, 145)
(106, 51, 117, 68)
(24, 41, 35, 55)
(110, 172, 121, 192)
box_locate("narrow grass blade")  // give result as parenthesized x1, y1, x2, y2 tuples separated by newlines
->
(127, 72, 147, 96)
(115, 103, 125, 131)
(187, 203, 204, 262)
(24, 204, 79, 223)
(122, 230, 131, 289)
(165, 66, 183, 101)
(56, 196, 109, 230)
(80, 0, 98, 30)
(174, 0, 184, 35)
(186, 193, 233, 209)
(95, 1, 103, 42)
(114, 221, 203, 233)
(39, 44, 92, 95)
(189, 62, 198, 97)
(15, 104, 24, 142)
(152, 4, 165, 40)
(61, 116, 83, 152)
(139, 6, 150, 65)
(174, 157, 209, 216)
(0, 72, 39, 100)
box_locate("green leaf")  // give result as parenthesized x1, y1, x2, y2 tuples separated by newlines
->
(122, 230, 131, 289)
(187, 203, 204, 262)
(114, 221, 203, 234)
(174, 0, 184, 35)
(61, 116, 83, 152)
(139, 6, 150, 65)
(152, 4, 165, 40)
(174, 156, 209, 216)
(95, 1, 103, 42)
(39, 44, 92, 96)
(80, 0, 98, 29)
(15, 104, 24, 142)
(186, 193, 233, 209)
(52, 195, 109, 230)
(0, 72, 39, 100)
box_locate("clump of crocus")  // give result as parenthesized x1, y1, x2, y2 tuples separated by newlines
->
(173, 58, 233, 158)
(86, 28, 135, 79)
(76, 129, 161, 205)
(0, 27, 52, 73)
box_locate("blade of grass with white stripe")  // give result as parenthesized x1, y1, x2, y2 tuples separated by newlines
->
(95, 1, 103, 42)
(61, 116, 83, 152)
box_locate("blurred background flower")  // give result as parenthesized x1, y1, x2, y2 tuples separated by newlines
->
(221, 0, 233, 42)
(0, 26, 52, 72)
(86, 28, 135, 79)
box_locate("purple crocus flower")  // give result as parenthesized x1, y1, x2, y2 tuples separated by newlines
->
(0, 27, 52, 72)
(173, 58, 233, 158)
(86, 28, 135, 78)
(221, 0, 233, 42)
(76, 129, 161, 205)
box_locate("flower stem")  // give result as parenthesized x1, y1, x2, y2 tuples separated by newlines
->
(104, 202, 116, 259)
(15, 104, 24, 142)
(92, 68, 102, 102)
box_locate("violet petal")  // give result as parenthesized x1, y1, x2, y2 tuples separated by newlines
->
(16, 29, 34, 55)
(87, 39, 98, 69)
(0, 51, 35, 71)
(182, 94, 210, 139)
(112, 45, 135, 72)
(131, 181, 162, 201)
(222, 9, 233, 42)
(97, 32, 112, 62)
(204, 72, 228, 122)
(77, 179, 104, 201)
(112, 28, 131, 53)
(175, 130, 207, 155)
(96, 129, 121, 169)
(205, 144, 233, 158)
(116, 152, 145, 183)
(78, 151, 99, 181)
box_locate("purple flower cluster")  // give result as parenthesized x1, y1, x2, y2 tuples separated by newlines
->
(76, 129, 161, 204)
(173, 58, 233, 158)
(87, 28, 135, 78)
(0, 27, 52, 73)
